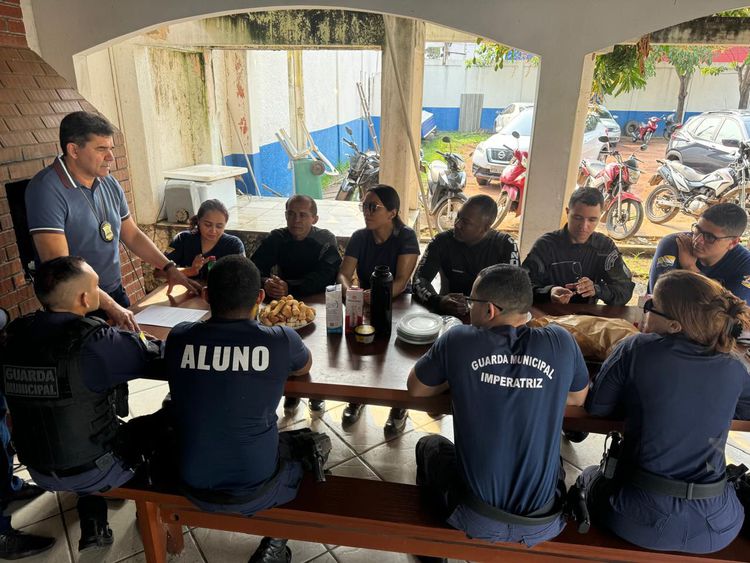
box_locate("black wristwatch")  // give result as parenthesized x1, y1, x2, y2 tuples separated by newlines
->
(162, 260, 177, 273)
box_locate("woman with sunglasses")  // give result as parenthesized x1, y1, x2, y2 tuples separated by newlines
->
(578, 270, 750, 554)
(338, 185, 420, 431)
(164, 199, 245, 280)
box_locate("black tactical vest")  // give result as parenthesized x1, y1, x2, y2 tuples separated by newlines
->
(1, 314, 119, 472)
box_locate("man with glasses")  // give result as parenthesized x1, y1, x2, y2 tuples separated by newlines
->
(251, 195, 340, 414)
(407, 265, 588, 559)
(523, 188, 634, 306)
(648, 203, 750, 303)
(413, 195, 519, 316)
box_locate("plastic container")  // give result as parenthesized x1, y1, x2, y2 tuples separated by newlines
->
(354, 324, 376, 344)
(370, 265, 393, 337)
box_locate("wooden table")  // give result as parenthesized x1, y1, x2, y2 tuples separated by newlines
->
(132, 287, 750, 433)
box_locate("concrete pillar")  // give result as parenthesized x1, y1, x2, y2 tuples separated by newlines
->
(287, 50, 306, 154)
(379, 15, 425, 217)
(517, 51, 596, 258)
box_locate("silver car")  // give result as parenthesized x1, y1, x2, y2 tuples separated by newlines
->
(589, 104, 621, 144)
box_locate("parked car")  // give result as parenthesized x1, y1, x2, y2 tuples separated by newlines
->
(666, 110, 750, 173)
(473, 110, 609, 185)
(589, 104, 621, 144)
(494, 102, 534, 133)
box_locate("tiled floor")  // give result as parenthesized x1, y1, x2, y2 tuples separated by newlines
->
(7, 382, 750, 563)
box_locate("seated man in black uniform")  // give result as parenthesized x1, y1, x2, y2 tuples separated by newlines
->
(251, 194, 340, 415)
(0, 256, 164, 553)
(0, 309, 55, 560)
(413, 195, 519, 316)
(522, 187, 634, 306)
(165, 255, 320, 563)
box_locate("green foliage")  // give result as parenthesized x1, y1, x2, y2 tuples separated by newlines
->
(650, 45, 715, 77)
(465, 39, 539, 70)
(593, 45, 654, 96)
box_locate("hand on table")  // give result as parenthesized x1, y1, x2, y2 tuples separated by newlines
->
(264, 275, 289, 299)
(166, 267, 202, 297)
(190, 254, 206, 276)
(565, 276, 596, 299)
(676, 233, 699, 272)
(107, 301, 140, 332)
(550, 286, 574, 304)
(439, 293, 468, 316)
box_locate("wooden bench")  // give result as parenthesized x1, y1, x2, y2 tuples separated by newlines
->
(104, 474, 750, 563)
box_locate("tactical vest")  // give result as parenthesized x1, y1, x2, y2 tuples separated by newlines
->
(1, 313, 120, 473)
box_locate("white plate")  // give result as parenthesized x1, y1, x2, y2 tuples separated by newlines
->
(397, 312, 442, 338)
(258, 305, 315, 331)
(397, 333, 437, 346)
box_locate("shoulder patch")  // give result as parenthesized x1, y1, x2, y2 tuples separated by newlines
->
(656, 255, 676, 268)
(604, 249, 620, 271)
(742, 275, 750, 289)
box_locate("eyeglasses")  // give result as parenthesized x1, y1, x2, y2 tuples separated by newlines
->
(465, 297, 504, 312)
(359, 202, 384, 215)
(691, 223, 736, 245)
(642, 298, 672, 320)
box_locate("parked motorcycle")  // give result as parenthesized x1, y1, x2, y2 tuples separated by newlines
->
(577, 137, 644, 240)
(335, 126, 379, 201)
(624, 115, 665, 150)
(662, 113, 682, 140)
(644, 139, 750, 224)
(422, 136, 467, 232)
(493, 131, 528, 229)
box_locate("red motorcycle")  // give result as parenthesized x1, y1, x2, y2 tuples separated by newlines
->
(493, 131, 527, 229)
(577, 139, 644, 240)
(625, 115, 666, 150)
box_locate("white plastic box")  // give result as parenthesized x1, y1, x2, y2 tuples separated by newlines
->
(162, 164, 247, 223)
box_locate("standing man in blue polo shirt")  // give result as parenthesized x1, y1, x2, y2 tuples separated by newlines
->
(648, 203, 750, 303)
(407, 265, 588, 560)
(25, 111, 201, 331)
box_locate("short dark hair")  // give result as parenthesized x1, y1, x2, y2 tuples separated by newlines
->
(568, 187, 604, 209)
(207, 255, 260, 318)
(474, 264, 532, 313)
(702, 203, 748, 236)
(189, 199, 229, 231)
(367, 185, 404, 228)
(464, 194, 498, 226)
(286, 194, 317, 216)
(59, 111, 115, 156)
(34, 256, 87, 309)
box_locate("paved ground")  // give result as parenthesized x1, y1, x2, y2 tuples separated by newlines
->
(9, 383, 750, 563)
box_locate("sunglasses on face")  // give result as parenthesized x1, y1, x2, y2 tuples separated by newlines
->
(691, 223, 736, 245)
(359, 202, 384, 214)
(465, 297, 504, 312)
(642, 298, 672, 320)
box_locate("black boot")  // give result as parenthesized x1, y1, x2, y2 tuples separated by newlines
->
(384, 408, 408, 434)
(0, 529, 55, 560)
(563, 430, 589, 443)
(308, 399, 325, 413)
(6, 482, 46, 503)
(77, 496, 113, 552)
(247, 537, 291, 563)
(283, 397, 300, 415)
(342, 403, 364, 425)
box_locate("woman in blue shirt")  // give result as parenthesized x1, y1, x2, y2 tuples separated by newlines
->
(338, 185, 420, 433)
(581, 270, 750, 554)
(165, 199, 245, 279)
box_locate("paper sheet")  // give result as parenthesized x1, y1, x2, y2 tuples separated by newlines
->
(134, 305, 207, 328)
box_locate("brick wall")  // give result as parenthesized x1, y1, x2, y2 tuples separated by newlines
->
(0, 38, 145, 319)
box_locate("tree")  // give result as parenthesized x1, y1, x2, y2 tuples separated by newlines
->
(648, 46, 717, 123)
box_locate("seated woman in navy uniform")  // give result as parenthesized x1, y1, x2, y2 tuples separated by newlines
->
(580, 270, 750, 554)
(165, 199, 245, 279)
(337, 185, 420, 433)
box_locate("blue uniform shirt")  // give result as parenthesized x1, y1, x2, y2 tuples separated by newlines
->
(165, 231, 245, 278)
(415, 324, 588, 516)
(648, 233, 750, 303)
(586, 333, 750, 552)
(25, 157, 130, 293)
(165, 318, 309, 493)
(344, 226, 419, 289)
